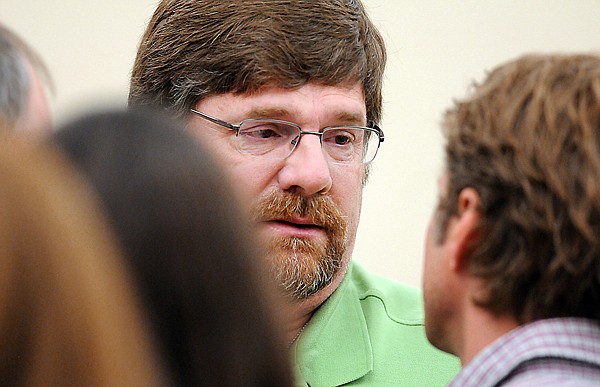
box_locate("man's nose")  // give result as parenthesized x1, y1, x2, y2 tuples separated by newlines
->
(277, 134, 332, 196)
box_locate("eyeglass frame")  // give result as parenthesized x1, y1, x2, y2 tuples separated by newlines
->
(189, 108, 384, 164)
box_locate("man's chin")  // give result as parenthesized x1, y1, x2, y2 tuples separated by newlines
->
(265, 239, 342, 300)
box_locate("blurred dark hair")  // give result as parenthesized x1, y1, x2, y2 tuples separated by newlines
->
(52, 108, 293, 387)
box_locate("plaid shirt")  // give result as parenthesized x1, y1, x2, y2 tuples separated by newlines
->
(449, 318, 600, 386)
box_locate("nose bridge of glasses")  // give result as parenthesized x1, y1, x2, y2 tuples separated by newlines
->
(290, 130, 323, 147)
(286, 130, 331, 165)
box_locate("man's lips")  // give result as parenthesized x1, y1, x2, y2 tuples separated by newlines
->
(258, 218, 327, 238)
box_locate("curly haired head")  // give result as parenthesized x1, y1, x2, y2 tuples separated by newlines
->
(438, 54, 600, 323)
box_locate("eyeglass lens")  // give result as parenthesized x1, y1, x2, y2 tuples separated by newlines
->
(236, 119, 379, 164)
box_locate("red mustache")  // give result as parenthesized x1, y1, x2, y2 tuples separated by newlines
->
(252, 190, 345, 233)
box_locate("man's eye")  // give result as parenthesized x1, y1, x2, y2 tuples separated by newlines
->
(241, 121, 295, 139)
(244, 128, 278, 139)
(324, 129, 356, 146)
(333, 134, 351, 145)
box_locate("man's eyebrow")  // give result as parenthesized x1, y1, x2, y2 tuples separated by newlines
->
(333, 111, 367, 126)
(246, 107, 291, 119)
(246, 108, 366, 125)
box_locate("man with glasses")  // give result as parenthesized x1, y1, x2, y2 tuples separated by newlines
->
(129, 1, 459, 385)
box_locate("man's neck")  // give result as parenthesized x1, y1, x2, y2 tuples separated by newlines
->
(283, 264, 349, 347)
(460, 306, 518, 365)
(286, 309, 313, 347)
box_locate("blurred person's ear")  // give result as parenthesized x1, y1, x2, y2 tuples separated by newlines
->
(13, 59, 51, 136)
(446, 187, 481, 274)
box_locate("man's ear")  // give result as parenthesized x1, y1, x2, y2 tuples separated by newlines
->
(446, 187, 481, 272)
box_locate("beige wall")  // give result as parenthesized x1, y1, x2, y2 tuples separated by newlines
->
(3, 0, 600, 287)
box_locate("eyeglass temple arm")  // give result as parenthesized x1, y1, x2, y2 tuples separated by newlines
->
(372, 124, 384, 142)
(190, 108, 239, 131)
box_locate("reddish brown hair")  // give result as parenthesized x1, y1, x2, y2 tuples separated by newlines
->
(129, 0, 386, 128)
(0, 139, 164, 386)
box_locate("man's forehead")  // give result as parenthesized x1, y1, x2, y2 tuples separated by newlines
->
(196, 82, 366, 123)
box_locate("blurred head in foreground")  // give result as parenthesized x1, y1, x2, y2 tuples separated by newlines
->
(0, 137, 163, 386)
(53, 108, 293, 387)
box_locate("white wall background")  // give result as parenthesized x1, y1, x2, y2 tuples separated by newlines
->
(2, 0, 600, 287)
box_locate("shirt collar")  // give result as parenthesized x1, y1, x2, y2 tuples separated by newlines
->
(449, 317, 600, 387)
(293, 263, 373, 386)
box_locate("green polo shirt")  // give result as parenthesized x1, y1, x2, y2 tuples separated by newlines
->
(291, 261, 459, 386)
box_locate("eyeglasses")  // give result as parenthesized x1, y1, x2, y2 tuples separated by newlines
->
(190, 108, 384, 165)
